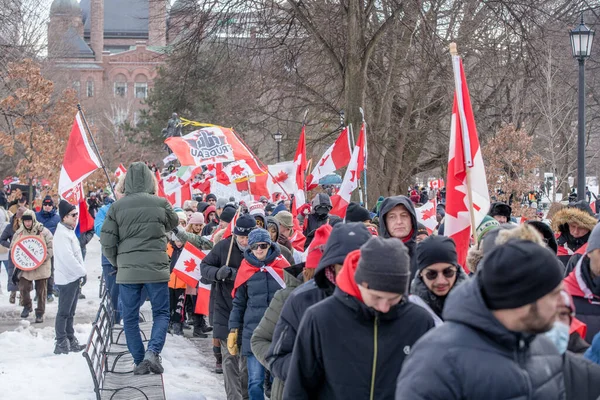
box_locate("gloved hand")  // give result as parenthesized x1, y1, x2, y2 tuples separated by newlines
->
(227, 329, 239, 355)
(81, 275, 87, 286)
(172, 226, 181, 235)
(216, 265, 233, 281)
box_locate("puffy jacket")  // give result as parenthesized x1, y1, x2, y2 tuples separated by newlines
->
(200, 236, 244, 340)
(11, 210, 53, 281)
(564, 256, 600, 342)
(173, 226, 214, 252)
(36, 208, 60, 235)
(563, 351, 600, 400)
(100, 162, 179, 284)
(283, 251, 434, 399)
(552, 206, 597, 268)
(53, 222, 86, 285)
(396, 277, 565, 400)
(267, 223, 372, 383)
(229, 245, 290, 356)
(251, 265, 303, 400)
(378, 196, 418, 280)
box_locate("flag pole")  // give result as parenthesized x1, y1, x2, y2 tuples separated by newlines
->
(77, 104, 114, 191)
(348, 123, 364, 205)
(301, 109, 309, 199)
(449, 43, 478, 247)
(359, 107, 368, 209)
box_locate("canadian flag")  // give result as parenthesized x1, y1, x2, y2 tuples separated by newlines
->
(306, 127, 352, 191)
(219, 160, 270, 198)
(114, 164, 127, 179)
(329, 126, 366, 218)
(416, 199, 438, 234)
(58, 112, 102, 204)
(267, 161, 297, 200)
(429, 178, 445, 190)
(165, 181, 192, 208)
(444, 52, 490, 269)
(293, 126, 307, 209)
(220, 208, 239, 240)
(172, 243, 211, 315)
(161, 166, 198, 208)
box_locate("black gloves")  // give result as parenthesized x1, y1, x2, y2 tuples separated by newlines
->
(216, 265, 233, 281)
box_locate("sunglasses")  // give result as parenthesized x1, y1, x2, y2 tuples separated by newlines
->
(250, 243, 270, 251)
(68, 212, 79, 218)
(422, 267, 457, 281)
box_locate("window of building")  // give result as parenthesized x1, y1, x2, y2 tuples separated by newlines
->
(114, 73, 127, 97)
(135, 82, 148, 99)
(73, 81, 80, 96)
(86, 79, 94, 97)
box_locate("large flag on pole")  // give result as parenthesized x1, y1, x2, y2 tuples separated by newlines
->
(293, 126, 307, 209)
(329, 126, 366, 218)
(306, 127, 352, 191)
(58, 112, 102, 204)
(445, 45, 490, 270)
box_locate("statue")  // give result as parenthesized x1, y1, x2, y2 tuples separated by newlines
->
(163, 112, 182, 154)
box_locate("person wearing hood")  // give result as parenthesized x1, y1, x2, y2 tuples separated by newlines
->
(11, 209, 53, 323)
(202, 205, 219, 236)
(303, 193, 332, 250)
(284, 237, 435, 399)
(488, 201, 513, 224)
(228, 228, 290, 400)
(248, 202, 267, 229)
(409, 236, 468, 325)
(53, 200, 87, 354)
(396, 240, 566, 400)
(201, 213, 256, 400)
(36, 195, 61, 303)
(564, 223, 600, 342)
(266, 223, 372, 388)
(251, 224, 332, 400)
(265, 217, 295, 265)
(100, 162, 179, 375)
(552, 201, 597, 269)
(378, 196, 419, 280)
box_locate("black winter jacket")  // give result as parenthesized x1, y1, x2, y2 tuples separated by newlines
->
(396, 277, 566, 400)
(200, 236, 244, 340)
(563, 351, 600, 400)
(283, 288, 434, 399)
(378, 196, 419, 281)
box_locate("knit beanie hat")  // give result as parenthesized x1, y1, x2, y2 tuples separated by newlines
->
(188, 212, 205, 225)
(587, 223, 600, 254)
(175, 210, 187, 222)
(526, 220, 558, 254)
(248, 228, 271, 246)
(355, 237, 411, 295)
(59, 200, 76, 220)
(416, 223, 429, 237)
(42, 195, 54, 206)
(220, 205, 237, 224)
(416, 236, 458, 270)
(249, 202, 266, 217)
(345, 202, 371, 223)
(196, 202, 209, 213)
(476, 215, 500, 243)
(234, 214, 256, 236)
(480, 240, 564, 310)
(216, 197, 229, 210)
(306, 224, 333, 269)
(206, 193, 217, 202)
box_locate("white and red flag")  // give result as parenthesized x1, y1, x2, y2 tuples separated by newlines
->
(416, 199, 438, 235)
(329, 126, 366, 218)
(267, 161, 296, 200)
(172, 243, 211, 314)
(58, 112, 102, 204)
(114, 164, 127, 179)
(429, 178, 445, 190)
(444, 51, 490, 269)
(306, 127, 352, 191)
(293, 126, 307, 208)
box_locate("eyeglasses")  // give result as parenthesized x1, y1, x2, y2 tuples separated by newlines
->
(422, 267, 457, 281)
(68, 212, 79, 218)
(250, 243, 270, 251)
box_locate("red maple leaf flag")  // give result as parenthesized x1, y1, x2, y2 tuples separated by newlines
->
(58, 112, 102, 203)
(114, 164, 127, 179)
(445, 49, 490, 270)
(272, 170, 289, 185)
(307, 127, 352, 190)
(330, 126, 366, 218)
(267, 162, 297, 200)
(416, 199, 438, 234)
(173, 243, 208, 287)
(293, 125, 307, 208)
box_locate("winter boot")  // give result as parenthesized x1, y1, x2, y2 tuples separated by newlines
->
(196, 315, 213, 334)
(20, 306, 32, 318)
(9, 291, 16, 304)
(47, 294, 54, 303)
(54, 339, 69, 355)
(35, 313, 43, 323)
(172, 323, 183, 336)
(68, 337, 86, 352)
(182, 320, 192, 330)
(78, 292, 86, 300)
(213, 346, 223, 374)
(141, 350, 164, 374)
(192, 329, 208, 338)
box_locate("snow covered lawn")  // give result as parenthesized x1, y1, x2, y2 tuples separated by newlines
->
(0, 237, 225, 400)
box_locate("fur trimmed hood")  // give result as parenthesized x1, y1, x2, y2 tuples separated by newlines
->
(551, 207, 597, 234)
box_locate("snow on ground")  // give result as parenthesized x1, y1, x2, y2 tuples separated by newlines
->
(0, 237, 225, 400)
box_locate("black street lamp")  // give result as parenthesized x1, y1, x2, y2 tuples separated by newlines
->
(570, 14, 595, 201)
(272, 130, 283, 162)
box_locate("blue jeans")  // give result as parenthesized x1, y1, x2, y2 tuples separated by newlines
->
(246, 354, 265, 400)
(102, 258, 120, 323)
(2, 260, 17, 292)
(120, 282, 169, 365)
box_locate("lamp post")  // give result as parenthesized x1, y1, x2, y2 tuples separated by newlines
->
(272, 130, 283, 162)
(570, 14, 595, 201)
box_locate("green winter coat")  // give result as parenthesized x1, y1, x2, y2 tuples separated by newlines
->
(100, 162, 179, 284)
(173, 227, 213, 251)
(250, 264, 304, 400)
